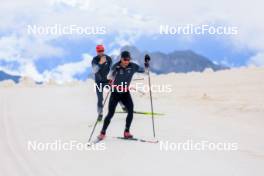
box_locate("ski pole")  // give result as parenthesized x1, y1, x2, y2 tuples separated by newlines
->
(88, 89, 111, 143)
(145, 54, 156, 138)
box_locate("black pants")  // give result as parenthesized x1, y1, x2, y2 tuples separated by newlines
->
(101, 91, 134, 133)
(95, 82, 126, 115)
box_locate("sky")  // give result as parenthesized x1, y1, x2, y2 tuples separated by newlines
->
(0, 0, 263, 82)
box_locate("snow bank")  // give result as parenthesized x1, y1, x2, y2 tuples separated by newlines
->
(0, 80, 16, 87)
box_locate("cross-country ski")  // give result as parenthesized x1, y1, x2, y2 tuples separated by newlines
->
(114, 136, 159, 143)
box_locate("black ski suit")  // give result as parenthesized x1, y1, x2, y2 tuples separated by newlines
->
(101, 61, 145, 133)
(92, 54, 112, 114)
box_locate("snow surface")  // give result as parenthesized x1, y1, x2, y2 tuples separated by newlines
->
(0, 67, 264, 176)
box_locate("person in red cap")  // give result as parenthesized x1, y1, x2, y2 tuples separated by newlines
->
(92, 45, 126, 121)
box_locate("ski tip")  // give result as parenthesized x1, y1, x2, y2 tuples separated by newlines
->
(140, 139, 159, 143)
(113, 136, 159, 144)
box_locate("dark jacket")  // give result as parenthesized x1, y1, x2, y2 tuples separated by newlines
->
(108, 61, 145, 89)
(92, 54, 112, 83)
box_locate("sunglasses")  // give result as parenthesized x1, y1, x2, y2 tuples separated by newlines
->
(97, 50, 104, 53)
(122, 58, 130, 61)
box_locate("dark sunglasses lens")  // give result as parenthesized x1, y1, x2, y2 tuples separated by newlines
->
(123, 58, 130, 61)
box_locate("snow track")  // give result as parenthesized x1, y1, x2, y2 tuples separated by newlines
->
(1, 67, 264, 176)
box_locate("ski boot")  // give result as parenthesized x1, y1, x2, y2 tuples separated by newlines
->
(124, 131, 133, 139)
(97, 131, 106, 140)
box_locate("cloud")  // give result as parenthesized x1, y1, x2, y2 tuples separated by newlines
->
(1, 0, 264, 82)
(0, 34, 65, 81)
(51, 0, 91, 10)
(1, 0, 262, 53)
(0, 60, 44, 81)
(0, 33, 91, 82)
(248, 53, 264, 67)
(0, 0, 156, 81)
(0, 34, 65, 62)
(43, 53, 92, 83)
(19, 61, 44, 81)
(0, 53, 92, 82)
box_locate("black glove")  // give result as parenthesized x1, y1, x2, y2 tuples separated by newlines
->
(145, 54, 150, 63)
(115, 65, 121, 71)
(144, 54, 150, 68)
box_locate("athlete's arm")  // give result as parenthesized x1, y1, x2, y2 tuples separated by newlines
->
(134, 63, 146, 73)
(92, 57, 103, 74)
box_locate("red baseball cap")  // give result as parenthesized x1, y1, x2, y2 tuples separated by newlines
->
(96, 45, 104, 52)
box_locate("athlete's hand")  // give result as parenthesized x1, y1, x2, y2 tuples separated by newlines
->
(115, 65, 121, 71)
(99, 56, 106, 64)
(145, 54, 151, 63)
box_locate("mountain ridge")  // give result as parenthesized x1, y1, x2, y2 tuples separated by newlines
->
(114, 45, 229, 73)
(0, 70, 20, 83)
